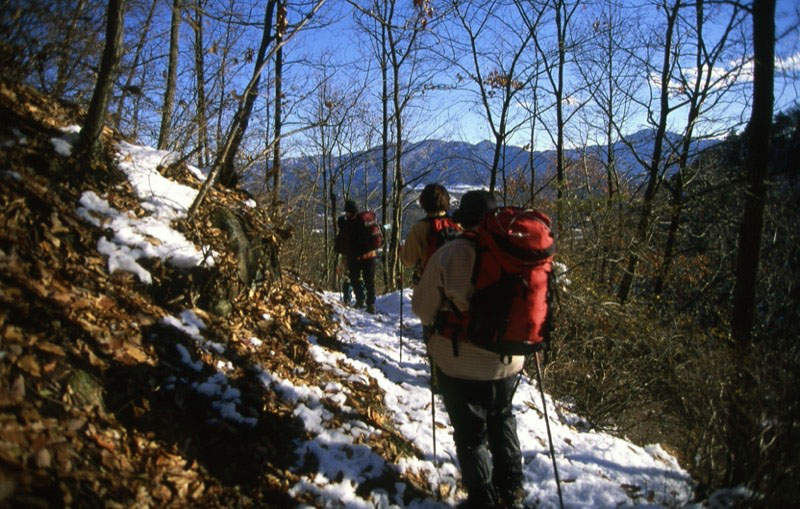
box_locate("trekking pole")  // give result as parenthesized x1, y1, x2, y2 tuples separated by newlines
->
(431, 364, 438, 464)
(398, 274, 403, 364)
(534, 350, 565, 509)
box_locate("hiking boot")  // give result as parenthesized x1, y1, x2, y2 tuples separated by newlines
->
(497, 486, 525, 509)
(354, 300, 364, 309)
(366, 303, 375, 314)
(456, 480, 497, 509)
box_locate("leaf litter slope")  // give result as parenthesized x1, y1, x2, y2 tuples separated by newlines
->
(0, 81, 425, 507)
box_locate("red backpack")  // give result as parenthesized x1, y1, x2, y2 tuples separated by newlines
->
(414, 216, 461, 283)
(351, 210, 384, 255)
(423, 216, 462, 264)
(435, 207, 555, 356)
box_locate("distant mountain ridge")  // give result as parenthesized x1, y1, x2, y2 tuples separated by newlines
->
(252, 129, 719, 198)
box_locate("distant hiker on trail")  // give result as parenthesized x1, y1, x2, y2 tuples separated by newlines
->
(400, 183, 461, 285)
(412, 190, 530, 509)
(335, 215, 359, 306)
(336, 199, 383, 314)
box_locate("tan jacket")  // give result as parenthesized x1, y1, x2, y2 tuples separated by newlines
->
(411, 237, 524, 381)
(400, 212, 447, 282)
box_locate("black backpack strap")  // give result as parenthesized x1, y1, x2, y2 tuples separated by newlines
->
(442, 295, 463, 357)
(462, 233, 482, 285)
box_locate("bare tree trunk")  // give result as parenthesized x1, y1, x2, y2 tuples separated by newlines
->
(726, 1, 775, 487)
(54, 0, 88, 98)
(158, 0, 181, 150)
(657, 0, 702, 295)
(528, 87, 538, 206)
(216, 1, 236, 150)
(389, 93, 403, 291)
(192, 0, 210, 168)
(655, 169, 682, 295)
(380, 3, 391, 290)
(387, 0, 407, 291)
(617, 0, 680, 303)
(131, 67, 145, 138)
(554, 0, 566, 225)
(327, 164, 335, 285)
(188, 0, 326, 215)
(604, 18, 616, 206)
(655, 0, 741, 295)
(217, 0, 278, 187)
(452, 2, 535, 195)
(115, 0, 158, 131)
(271, 2, 286, 209)
(528, 133, 536, 204)
(77, 0, 126, 161)
(352, 0, 426, 290)
(553, 0, 581, 231)
(518, 0, 578, 231)
(312, 80, 335, 285)
(731, 0, 775, 343)
(488, 78, 518, 196)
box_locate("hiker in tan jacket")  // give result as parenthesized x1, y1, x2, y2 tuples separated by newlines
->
(400, 183, 459, 284)
(412, 190, 525, 509)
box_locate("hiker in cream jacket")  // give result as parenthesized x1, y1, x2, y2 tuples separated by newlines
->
(411, 190, 525, 509)
(400, 183, 456, 284)
(411, 235, 525, 381)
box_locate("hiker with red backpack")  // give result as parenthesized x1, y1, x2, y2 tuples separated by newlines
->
(338, 199, 383, 314)
(400, 183, 461, 285)
(411, 190, 556, 509)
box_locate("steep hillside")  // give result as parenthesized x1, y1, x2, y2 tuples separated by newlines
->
(0, 82, 429, 507)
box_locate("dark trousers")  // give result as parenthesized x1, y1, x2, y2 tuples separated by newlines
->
(436, 367, 524, 508)
(347, 257, 376, 306)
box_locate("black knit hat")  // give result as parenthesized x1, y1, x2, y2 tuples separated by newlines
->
(452, 190, 496, 228)
(344, 199, 358, 215)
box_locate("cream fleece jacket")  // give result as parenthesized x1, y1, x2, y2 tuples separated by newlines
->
(411, 237, 524, 381)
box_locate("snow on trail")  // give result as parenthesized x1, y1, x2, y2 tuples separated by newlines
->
(286, 291, 695, 508)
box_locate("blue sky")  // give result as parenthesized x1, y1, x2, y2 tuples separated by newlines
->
(285, 0, 799, 151)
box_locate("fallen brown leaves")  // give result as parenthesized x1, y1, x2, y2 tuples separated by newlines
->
(0, 80, 443, 507)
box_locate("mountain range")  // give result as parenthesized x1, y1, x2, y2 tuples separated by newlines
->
(247, 129, 720, 204)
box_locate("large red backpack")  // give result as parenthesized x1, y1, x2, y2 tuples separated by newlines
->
(435, 207, 555, 356)
(351, 210, 384, 255)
